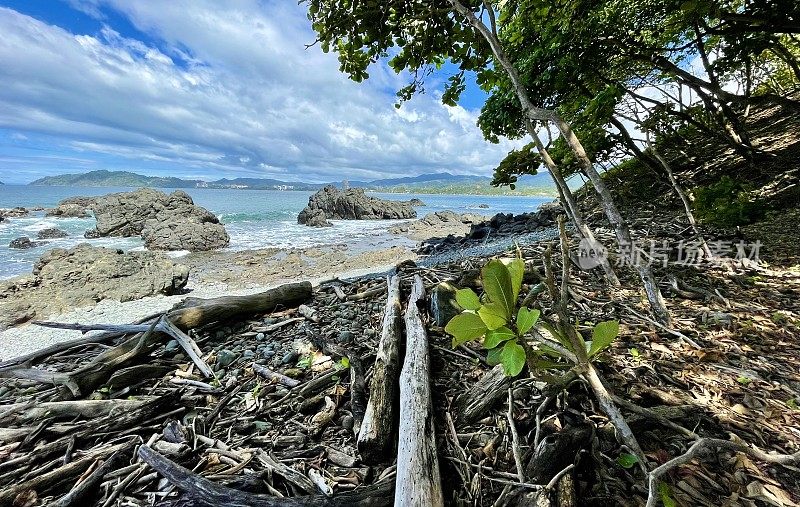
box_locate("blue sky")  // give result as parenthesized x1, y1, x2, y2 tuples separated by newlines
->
(0, 0, 515, 184)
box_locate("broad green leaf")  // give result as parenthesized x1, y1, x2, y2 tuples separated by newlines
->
(588, 320, 620, 357)
(504, 257, 525, 301)
(455, 288, 481, 310)
(499, 340, 526, 376)
(659, 482, 677, 507)
(445, 313, 487, 348)
(483, 326, 515, 349)
(516, 307, 540, 335)
(478, 302, 508, 330)
(486, 346, 502, 366)
(481, 260, 514, 319)
(616, 453, 638, 469)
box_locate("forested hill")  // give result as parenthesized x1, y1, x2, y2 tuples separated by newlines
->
(28, 169, 558, 196)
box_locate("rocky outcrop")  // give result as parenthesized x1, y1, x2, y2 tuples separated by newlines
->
(87, 188, 229, 251)
(389, 211, 486, 241)
(141, 218, 230, 251)
(0, 244, 190, 328)
(9, 237, 41, 249)
(0, 207, 29, 220)
(408, 198, 426, 206)
(37, 228, 68, 239)
(297, 185, 416, 225)
(414, 202, 561, 255)
(45, 203, 90, 218)
(298, 208, 332, 227)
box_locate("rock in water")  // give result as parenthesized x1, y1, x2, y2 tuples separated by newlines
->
(298, 207, 332, 227)
(0, 244, 189, 328)
(36, 228, 69, 239)
(141, 218, 230, 251)
(45, 203, 90, 218)
(9, 237, 40, 249)
(297, 185, 416, 225)
(88, 188, 229, 251)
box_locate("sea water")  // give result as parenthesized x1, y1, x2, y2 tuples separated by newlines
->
(0, 185, 552, 279)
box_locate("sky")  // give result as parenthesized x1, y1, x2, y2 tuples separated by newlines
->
(0, 0, 523, 184)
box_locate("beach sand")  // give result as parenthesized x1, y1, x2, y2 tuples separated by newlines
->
(0, 243, 416, 361)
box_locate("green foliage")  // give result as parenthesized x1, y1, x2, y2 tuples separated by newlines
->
(445, 256, 620, 378)
(617, 452, 639, 469)
(588, 320, 620, 358)
(693, 176, 763, 227)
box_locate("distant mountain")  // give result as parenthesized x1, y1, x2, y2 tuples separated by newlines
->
(29, 169, 558, 196)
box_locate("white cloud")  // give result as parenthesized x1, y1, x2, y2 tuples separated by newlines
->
(0, 1, 523, 182)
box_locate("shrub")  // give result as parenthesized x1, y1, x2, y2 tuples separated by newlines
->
(692, 176, 763, 227)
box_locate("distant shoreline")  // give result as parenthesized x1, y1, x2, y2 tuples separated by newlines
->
(11, 183, 557, 198)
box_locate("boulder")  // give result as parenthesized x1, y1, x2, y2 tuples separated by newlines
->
(298, 208, 332, 227)
(45, 203, 90, 218)
(89, 188, 229, 251)
(8, 236, 39, 250)
(478, 203, 490, 209)
(0, 207, 29, 219)
(297, 185, 416, 225)
(84, 228, 101, 239)
(408, 198, 426, 206)
(9, 237, 40, 249)
(141, 218, 230, 251)
(0, 244, 190, 328)
(37, 228, 69, 240)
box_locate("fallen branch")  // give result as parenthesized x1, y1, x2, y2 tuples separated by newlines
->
(395, 275, 444, 507)
(645, 438, 800, 507)
(358, 275, 402, 464)
(138, 445, 394, 506)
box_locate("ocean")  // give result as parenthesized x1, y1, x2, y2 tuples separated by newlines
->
(0, 185, 553, 280)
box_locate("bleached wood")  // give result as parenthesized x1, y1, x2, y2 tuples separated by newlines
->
(394, 275, 444, 507)
(357, 275, 402, 463)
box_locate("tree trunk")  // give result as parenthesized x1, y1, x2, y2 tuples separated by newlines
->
(551, 117, 671, 325)
(530, 130, 620, 286)
(449, 0, 670, 324)
(395, 276, 444, 507)
(645, 132, 713, 258)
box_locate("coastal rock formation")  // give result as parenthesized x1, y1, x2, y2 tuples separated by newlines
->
(9, 237, 41, 249)
(141, 218, 230, 251)
(37, 228, 68, 240)
(389, 211, 486, 241)
(297, 185, 416, 225)
(414, 202, 561, 255)
(88, 188, 229, 251)
(0, 244, 189, 328)
(45, 203, 90, 218)
(408, 198, 426, 206)
(298, 208, 332, 227)
(0, 207, 29, 220)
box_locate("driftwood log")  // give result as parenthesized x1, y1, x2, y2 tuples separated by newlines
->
(451, 364, 511, 424)
(357, 275, 402, 463)
(394, 275, 444, 507)
(138, 445, 394, 506)
(169, 281, 312, 330)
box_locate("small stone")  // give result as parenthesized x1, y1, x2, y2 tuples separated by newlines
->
(283, 368, 303, 378)
(281, 350, 299, 365)
(256, 333, 266, 340)
(337, 331, 354, 344)
(216, 368, 227, 378)
(243, 350, 255, 359)
(340, 415, 354, 431)
(216, 349, 238, 368)
(165, 340, 180, 352)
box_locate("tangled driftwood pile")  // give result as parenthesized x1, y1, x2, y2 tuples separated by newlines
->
(1, 233, 799, 506)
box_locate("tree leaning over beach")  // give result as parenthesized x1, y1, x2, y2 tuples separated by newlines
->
(304, 0, 672, 324)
